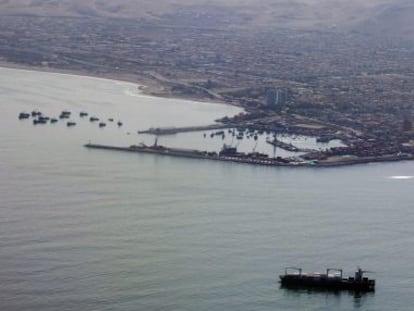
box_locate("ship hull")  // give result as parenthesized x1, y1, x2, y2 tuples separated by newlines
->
(280, 275, 375, 292)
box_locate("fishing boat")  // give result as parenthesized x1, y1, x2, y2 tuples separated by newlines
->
(18, 112, 30, 119)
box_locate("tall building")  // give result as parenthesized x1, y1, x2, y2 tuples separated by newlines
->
(276, 90, 287, 106)
(266, 88, 277, 106)
(266, 88, 287, 107)
(402, 111, 413, 131)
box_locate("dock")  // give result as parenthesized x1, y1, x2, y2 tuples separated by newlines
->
(84, 143, 414, 168)
(138, 124, 232, 135)
(84, 143, 298, 167)
(266, 137, 315, 153)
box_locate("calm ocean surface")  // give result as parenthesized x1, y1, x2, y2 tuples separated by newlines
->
(1, 67, 413, 311)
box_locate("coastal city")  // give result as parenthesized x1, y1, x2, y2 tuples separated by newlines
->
(1, 15, 414, 166)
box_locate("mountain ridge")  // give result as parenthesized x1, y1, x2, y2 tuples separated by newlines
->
(0, 0, 412, 37)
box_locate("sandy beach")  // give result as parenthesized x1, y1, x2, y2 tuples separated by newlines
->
(0, 61, 229, 105)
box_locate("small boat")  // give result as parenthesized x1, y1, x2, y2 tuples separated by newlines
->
(18, 112, 30, 119)
(31, 111, 42, 117)
(33, 118, 47, 125)
(280, 267, 375, 292)
(99, 122, 106, 128)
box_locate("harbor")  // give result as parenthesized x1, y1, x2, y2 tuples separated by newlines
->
(18, 106, 414, 167)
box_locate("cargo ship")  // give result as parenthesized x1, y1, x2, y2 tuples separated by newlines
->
(280, 267, 375, 292)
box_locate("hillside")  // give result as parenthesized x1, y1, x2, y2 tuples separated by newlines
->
(0, 0, 413, 37)
(354, 0, 414, 38)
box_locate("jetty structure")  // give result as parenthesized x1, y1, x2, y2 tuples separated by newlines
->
(279, 267, 375, 292)
(137, 124, 232, 135)
(84, 142, 297, 166)
(84, 140, 414, 167)
(266, 136, 314, 153)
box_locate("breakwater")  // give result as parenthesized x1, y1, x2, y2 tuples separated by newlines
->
(84, 143, 297, 167)
(266, 137, 315, 153)
(84, 143, 414, 168)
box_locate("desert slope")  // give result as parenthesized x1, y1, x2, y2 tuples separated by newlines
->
(0, 0, 412, 37)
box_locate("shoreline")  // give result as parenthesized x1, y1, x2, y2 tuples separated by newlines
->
(0, 61, 232, 106)
(4, 61, 413, 168)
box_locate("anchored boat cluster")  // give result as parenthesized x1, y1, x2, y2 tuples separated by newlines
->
(18, 110, 123, 128)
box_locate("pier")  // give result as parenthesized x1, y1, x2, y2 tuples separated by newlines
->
(266, 137, 315, 153)
(84, 143, 414, 168)
(138, 124, 233, 135)
(84, 143, 297, 167)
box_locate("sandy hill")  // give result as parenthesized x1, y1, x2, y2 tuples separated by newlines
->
(0, 0, 412, 37)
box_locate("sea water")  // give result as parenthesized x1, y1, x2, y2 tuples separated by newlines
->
(1, 67, 413, 311)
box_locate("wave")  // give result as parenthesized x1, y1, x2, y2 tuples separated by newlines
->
(123, 87, 142, 98)
(389, 176, 414, 180)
